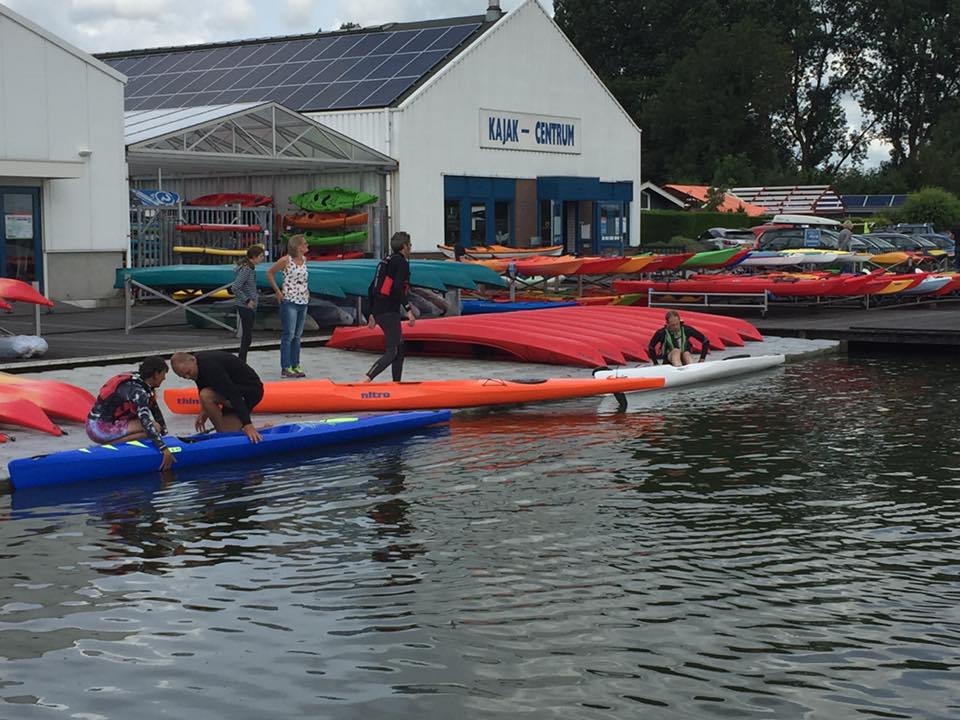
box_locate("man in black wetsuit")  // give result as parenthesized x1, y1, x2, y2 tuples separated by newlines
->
(647, 310, 711, 367)
(363, 231, 416, 382)
(170, 350, 263, 443)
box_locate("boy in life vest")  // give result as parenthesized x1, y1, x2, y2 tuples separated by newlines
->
(363, 231, 416, 382)
(86, 356, 174, 470)
(647, 310, 711, 366)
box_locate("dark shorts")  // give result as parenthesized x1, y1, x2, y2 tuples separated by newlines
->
(220, 384, 263, 415)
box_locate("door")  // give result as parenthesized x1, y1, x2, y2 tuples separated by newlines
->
(0, 188, 42, 290)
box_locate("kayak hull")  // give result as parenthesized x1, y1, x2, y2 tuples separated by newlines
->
(9, 411, 451, 490)
(594, 354, 785, 387)
(165, 377, 664, 414)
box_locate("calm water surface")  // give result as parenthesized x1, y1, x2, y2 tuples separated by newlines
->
(1, 354, 958, 719)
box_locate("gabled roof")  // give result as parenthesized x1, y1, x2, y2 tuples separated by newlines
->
(664, 184, 767, 216)
(640, 181, 686, 208)
(730, 185, 845, 216)
(96, 15, 495, 113)
(124, 102, 396, 178)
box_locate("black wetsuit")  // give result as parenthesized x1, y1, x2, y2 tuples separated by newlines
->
(648, 324, 711, 364)
(194, 350, 263, 426)
(367, 253, 411, 382)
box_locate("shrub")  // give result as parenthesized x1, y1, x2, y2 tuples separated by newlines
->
(640, 210, 765, 246)
(892, 187, 960, 231)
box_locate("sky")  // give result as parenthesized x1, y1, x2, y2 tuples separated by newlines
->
(3, 0, 886, 168)
(2, 0, 536, 53)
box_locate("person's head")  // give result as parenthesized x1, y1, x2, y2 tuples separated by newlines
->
(843, 220, 853, 230)
(288, 234, 308, 258)
(390, 231, 412, 256)
(665, 310, 682, 331)
(170, 352, 199, 380)
(138, 355, 169, 387)
(246, 243, 266, 264)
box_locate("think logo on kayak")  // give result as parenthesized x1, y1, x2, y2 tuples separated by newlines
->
(360, 391, 391, 399)
(178, 398, 200, 405)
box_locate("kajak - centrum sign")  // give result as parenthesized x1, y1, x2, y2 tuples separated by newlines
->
(479, 109, 580, 154)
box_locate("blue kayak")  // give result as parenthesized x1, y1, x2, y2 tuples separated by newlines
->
(9, 411, 451, 490)
(461, 299, 578, 314)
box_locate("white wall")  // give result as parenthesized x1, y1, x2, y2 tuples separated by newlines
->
(0, 6, 129, 298)
(391, 0, 642, 252)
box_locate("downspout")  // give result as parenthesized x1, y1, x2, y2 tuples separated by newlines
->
(383, 106, 394, 259)
(636, 128, 642, 248)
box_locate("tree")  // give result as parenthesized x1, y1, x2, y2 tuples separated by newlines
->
(854, 0, 960, 171)
(339, 22, 361, 30)
(915, 106, 960, 195)
(703, 185, 727, 211)
(711, 154, 756, 188)
(893, 187, 960, 230)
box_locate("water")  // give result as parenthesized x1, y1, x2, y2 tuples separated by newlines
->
(1, 354, 958, 719)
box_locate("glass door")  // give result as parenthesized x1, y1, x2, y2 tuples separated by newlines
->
(599, 201, 625, 254)
(0, 188, 42, 289)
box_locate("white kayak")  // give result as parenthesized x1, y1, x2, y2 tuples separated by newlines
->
(593, 354, 786, 388)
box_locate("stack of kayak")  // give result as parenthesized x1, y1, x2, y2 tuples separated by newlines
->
(328, 305, 764, 367)
(8, 411, 451, 489)
(188, 193, 273, 207)
(613, 270, 960, 301)
(284, 187, 377, 249)
(0, 371, 93, 438)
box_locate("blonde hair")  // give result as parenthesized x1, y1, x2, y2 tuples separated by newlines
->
(287, 234, 307, 255)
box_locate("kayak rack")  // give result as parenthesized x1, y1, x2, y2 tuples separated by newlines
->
(647, 289, 769, 317)
(123, 276, 238, 335)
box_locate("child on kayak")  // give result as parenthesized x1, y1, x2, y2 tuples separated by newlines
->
(86, 356, 174, 470)
(648, 310, 711, 366)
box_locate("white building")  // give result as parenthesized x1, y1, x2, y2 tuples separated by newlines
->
(102, 0, 641, 257)
(0, 3, 128, 300)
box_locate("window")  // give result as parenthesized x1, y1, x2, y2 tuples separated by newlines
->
(444, 200, 460, 245)
(493, 201, 511, 245)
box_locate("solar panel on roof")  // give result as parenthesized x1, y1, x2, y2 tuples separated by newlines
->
(110, 21, 481, 112)
(844, 195, 867, 207)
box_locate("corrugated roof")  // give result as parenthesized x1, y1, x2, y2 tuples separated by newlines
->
(124, 103, 261, 144)
(730, 185, 845, 215)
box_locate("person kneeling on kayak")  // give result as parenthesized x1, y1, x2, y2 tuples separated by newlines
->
(87, 355, 174, 470)
(648, 310, 711, 367)
(170, 350, 263, 444)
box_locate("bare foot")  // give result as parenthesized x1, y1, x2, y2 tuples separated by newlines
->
(361, 376, 372, 383)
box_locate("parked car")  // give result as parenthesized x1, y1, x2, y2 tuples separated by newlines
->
(848, 234, 897, 253)
(918, 233, 955, 253)
(756, 227, 842, 251)
(868, 232, 940, 254)
(871, 223, 935, 235)
(697, 227, 757, 250)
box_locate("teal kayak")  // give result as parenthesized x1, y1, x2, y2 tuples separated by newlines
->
(115, 265, 347, 299)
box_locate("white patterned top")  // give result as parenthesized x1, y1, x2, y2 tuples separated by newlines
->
(283, 257, 309, 305)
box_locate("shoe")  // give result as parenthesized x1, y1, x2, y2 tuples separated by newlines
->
(281, 367, 298, 378)
(292, 365, 306, 377)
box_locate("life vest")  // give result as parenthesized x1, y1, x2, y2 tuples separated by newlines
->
(97, 373, 154, 421)
(662, 325, 687, 354)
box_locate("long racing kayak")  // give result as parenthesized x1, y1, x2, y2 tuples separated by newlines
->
(164, 377, 665, 414)
(593, 354, 785, 387)
(8, 411, 451, 490)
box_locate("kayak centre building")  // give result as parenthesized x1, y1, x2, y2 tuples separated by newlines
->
(98, 0, 642, 256)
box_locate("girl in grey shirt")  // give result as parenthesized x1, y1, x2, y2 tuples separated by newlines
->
(232, 244, 265, 362)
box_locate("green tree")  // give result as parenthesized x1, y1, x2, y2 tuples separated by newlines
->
(893, 187, 960, 230)
(711, 153, 756, 188)
(339, 22, 361, 30)
(915, 106, 960, 195)
(854, 0, 960, 171)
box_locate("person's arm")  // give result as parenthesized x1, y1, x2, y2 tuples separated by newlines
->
(206, 359, 254, 428)
(133, 387, 175, 470)
(266, 256, 288, 302)
(394, 258, 416, 325)
(687, 326, 711, 361)
(150, 396, 167, 435)
(647, 328, 664, 365)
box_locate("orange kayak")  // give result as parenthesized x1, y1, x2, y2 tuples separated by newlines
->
(0, 374, 94, 422)
(284, 211, 368, 230)
(164, 376, 664, 414)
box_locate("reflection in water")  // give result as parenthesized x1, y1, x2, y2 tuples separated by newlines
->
(0, 355, 958, 719)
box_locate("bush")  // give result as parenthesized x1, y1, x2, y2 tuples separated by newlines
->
(640, 210, 765, 246)
(892, 187, 960, 231)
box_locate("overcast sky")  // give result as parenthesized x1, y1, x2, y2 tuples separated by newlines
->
(3, 0, 886, 167)
(2, 0, 537, 53)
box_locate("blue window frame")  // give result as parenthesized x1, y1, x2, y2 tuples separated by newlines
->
(443, 175, 515, 247)
(0, 187, 43, 291)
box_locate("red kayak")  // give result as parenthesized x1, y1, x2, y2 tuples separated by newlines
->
(0, 373, 94, 422)
(0, 279, 53, 307)
(188, 193, 273, 207)
(0, 397, 62, 435)
(307, 250, 365, 261)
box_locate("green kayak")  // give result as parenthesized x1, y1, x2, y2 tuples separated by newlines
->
(290, 187, 378, 212)
(679, 246, 746, 268)
(302, 230, 368, 246)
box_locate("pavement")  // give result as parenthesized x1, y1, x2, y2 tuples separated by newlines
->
(0, 335, 839, 485)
